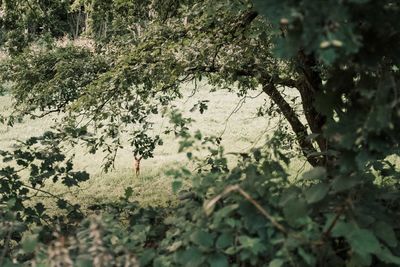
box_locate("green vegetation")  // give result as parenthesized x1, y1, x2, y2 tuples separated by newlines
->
(1, 0, 400, 266)
(0, 87, 287, 208)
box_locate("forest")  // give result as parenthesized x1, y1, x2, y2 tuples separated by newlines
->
(0, 0, 400, 266)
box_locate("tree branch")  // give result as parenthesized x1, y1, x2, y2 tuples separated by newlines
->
(296, 51, 327, 152)
(204, 185, 288, 234)
(183, 62, 320, 165)
(262, 83, 320, 166)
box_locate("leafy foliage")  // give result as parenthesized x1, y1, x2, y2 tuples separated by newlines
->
(1, 0, 400, 266)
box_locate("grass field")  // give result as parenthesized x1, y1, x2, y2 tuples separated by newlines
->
(0, 83, 305, 210)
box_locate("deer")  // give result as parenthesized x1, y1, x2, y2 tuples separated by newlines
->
(133, 155, 143, 177)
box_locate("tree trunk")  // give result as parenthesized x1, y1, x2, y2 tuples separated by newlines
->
(296, 51, 327, 153)
(262, 83, 320, 167)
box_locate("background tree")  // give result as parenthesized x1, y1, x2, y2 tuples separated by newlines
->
(0, 0, 400, 266)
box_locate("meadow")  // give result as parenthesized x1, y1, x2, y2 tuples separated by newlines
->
(0, 83, 302, 210)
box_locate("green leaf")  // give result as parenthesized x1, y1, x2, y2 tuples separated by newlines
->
(224, 246, 237, 255)
(269, 259, 284, 267)
(72, 171, 89, 182)
(213, 204, 239, 225)
(35, 203, 45, 215)
(22, 234, 38, 253)
(331, 221, 356, 237)
(331, 176, 360, 192)
(190, 230, 214, 248)
(139, 249, 156, 266)
(373, 221, 398, 248)
(172, 180, 183, 193)
(283, 197, 308, 226)
(349, 252, 372, 266)
(208, 254, 229, 267)
(75, 257, 93, 267)
(298, 247, 316, 266)
(376, 246, 400, 265)
(216, 232, 234, 249)
(304, 183, 329, 204)
(348, 229, 380, 256)
(56, 199, 68, 209)
(319, 48, 337, 65)
(167, 241, 183, 252)
(238, 236, 266, 254)
(178, 247, 204, 267)
(124, 186, 133, 200)
(302, 167, 327, 180)
(355, 151, 371, 170)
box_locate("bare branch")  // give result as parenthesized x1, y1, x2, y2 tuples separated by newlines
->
(204, 185, 288, 234)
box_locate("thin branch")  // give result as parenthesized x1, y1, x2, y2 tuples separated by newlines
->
(236, 186, 288, 233)
(240, 123, 280, 152)
(293, 159, 308, 182)
(204, 185, 288, 234)
(25, 108, 63, 119)
(20, 183, 83, 214)
(218, 94, 247, 138)
(323, 204, 346, 237)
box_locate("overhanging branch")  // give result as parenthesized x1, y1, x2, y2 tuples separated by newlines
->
(262, 83, 320, 166)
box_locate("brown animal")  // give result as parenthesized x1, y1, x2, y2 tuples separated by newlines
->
(133, 155, 143, 177)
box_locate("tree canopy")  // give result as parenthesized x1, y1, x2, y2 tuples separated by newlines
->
(1, 0, 400, 266)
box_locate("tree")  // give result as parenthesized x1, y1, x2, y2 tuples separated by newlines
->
(0, 0, 327, 167)
(1, 0, 400, 266)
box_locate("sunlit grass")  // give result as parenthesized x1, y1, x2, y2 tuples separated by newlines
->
(0, 83, 307, 209)
(41, 164, 180, 211)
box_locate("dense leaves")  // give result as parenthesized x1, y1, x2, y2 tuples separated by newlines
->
(0, 0, 400, 266)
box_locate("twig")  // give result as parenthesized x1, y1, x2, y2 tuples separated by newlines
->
(218, 91, 265, 140)
(218, 95, 247, 139)
(293, 159, 308, 182)
(204, 185, 288, 234)
(21, 183, 83, 214)
(240, 122, 280, 152)
(323, 205, 345, 237)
